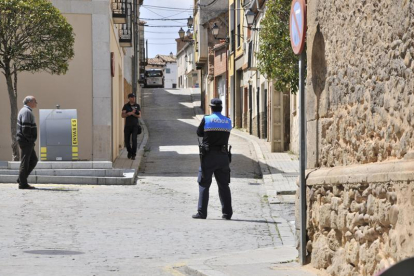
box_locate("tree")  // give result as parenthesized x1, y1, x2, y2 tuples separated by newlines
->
(0, 0, 75, 160)
(256, 0, 299, 93)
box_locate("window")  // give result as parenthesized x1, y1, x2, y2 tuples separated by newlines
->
(166, 68, 171, 74)
(145, 70, 163, 77)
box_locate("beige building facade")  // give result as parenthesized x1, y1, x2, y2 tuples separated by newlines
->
(302, 0, 414, 275)
(0, 0, 137, 162)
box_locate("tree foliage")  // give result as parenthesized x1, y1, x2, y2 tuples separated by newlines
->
(0, 0, 75, 160)
(256, 0, 299, 93)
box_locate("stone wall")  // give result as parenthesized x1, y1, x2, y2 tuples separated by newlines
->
(304, 1, 414, 272)
(302, 157, 414, 275)
(252, 114, 258, 137)
(259, 111, 267, 139)
(306, 0, 414, 168)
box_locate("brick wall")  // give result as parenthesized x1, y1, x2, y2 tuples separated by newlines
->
(214, 44, 227, 77)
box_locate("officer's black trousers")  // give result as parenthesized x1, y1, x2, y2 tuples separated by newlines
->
(18, 143, 38, 186)
(124, 125, 139, 156)
(197, 150, 232, 218)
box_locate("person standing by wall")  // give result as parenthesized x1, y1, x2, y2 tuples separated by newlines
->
(16, 96, 38, 190)
(122, 93, 141, 160)
(193, 98, 233, 220)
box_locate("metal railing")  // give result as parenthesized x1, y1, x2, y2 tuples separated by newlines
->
(112, 0, 128, 24)
(118, 3, 132, 47)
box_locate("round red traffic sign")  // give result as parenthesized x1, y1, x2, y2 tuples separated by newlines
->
(289, 0, 307, 55)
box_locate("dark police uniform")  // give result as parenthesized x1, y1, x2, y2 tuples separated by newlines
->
(122, 101, 141, 158)
(194, 99, 233, 219)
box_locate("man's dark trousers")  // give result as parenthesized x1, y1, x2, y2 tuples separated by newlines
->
(124, 125, 139, 156)
(18, 143, 38, 186)
(197, 149, 232, 218)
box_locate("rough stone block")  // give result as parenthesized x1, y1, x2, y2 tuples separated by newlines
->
(319, 204, 332, 228)
(311, 235, 333, 269)
(345, 239, 359, 266)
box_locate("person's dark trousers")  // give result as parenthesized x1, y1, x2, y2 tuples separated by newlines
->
(197, 150, 232, 218)
(18, 143, 38, 186)
(124, 125, 139, 156)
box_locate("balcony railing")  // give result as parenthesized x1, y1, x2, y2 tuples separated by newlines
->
(112, 0, 128, 24)
(118, 2, 132, 47)
(119, 23, 132, 47)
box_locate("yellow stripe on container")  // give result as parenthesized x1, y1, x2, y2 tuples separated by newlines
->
(40, 154, 47, 158)
(71, 119, 78, 146)
(72, 147, 78, 153)
(41, 147, 47, 153)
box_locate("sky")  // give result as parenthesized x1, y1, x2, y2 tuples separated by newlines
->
(140, 0, 194, 58)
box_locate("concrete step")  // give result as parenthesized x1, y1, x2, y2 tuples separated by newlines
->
(8, 161, 112, 170)
(0, 170, 135, 185)
(0, 169, 125, 177)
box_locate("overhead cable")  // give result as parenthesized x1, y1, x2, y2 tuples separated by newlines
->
(140, 18, 188, 21)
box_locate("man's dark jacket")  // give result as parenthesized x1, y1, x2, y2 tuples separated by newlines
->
(17, 105, 37, 145)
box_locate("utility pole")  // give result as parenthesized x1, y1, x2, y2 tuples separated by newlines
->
(232, 1, 236, 127)
(132, 0, 138, 96)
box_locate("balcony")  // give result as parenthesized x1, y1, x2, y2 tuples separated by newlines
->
(119, 23, 132, 47)
(118, 2, 132, 48)
(112, 0, 128, 24)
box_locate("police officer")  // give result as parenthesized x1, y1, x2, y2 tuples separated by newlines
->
(193, 98, 233, 220)
(122, 93, 141, 160)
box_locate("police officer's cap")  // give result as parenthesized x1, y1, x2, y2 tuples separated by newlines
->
(128, 93, 136, 98)
(209, 98, 222, 107)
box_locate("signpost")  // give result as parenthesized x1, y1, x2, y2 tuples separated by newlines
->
(289, 0, 307, 266)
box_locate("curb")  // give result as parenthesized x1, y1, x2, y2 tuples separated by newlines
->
(174, 247, 304, 276)
(134, 118, 149, 183)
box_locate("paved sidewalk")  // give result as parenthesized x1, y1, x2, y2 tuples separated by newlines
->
(113, 119, 149, 178)
(172, 247, 323, 276)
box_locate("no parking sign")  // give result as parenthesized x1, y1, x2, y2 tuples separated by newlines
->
(289, 0, 307, 55)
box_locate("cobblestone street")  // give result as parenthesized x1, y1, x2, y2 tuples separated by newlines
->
(0, 88, 296, 276)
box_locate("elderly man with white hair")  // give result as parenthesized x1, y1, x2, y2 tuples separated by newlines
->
(16, 96, 38, 189)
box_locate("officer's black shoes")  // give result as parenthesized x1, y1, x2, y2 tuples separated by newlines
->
(222, 215, 232, 220)
(131, 155, 136, 160)
(127, 152, 132, 159)
(192, 213, 206, 219)
(19, 184, 36, 190)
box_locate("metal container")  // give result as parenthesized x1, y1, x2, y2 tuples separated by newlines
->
(39, 109, 78, 161)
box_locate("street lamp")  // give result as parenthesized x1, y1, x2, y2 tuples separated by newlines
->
(211, 23, 219, 38)
(187, 16, 193, 28)
(211, 23, 230, 43)
(178, 27, 185, 40)
(245, 10, 261, 31)
(245, 10, 255, 26)
(178, 27, 194, 44)
(186, 29, 191, 37)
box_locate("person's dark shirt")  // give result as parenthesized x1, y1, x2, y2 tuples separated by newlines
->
(122, 103, 141, 126)
(17, 105, 37, 145)
(197, 112, 232, 147)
